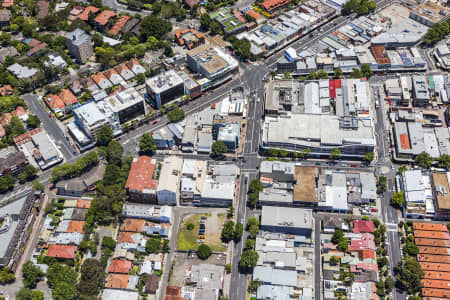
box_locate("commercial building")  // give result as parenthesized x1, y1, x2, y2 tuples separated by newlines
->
(65, 29, 93, 63)
(431, 172, 450, 220)
(412, 75, 430, 107)
(146, 70, 185, 108)
(409, 1, 450, 27)
(73, 102, 110, 139)
(125, 156, 158, 203)
(180, 159, 207, 204)
(122, 204, 172, 223)
(261, 114, 375, 159)
(187, 44, 239, 89)
(260, 206, 313, 236)
(157, 156, 183, 205)
(398, 170, 434, 218)
(217, 123, 240, 152)
(104, 87, 146, 124)
(19, 131, 63, 170)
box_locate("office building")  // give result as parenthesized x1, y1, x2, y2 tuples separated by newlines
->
(260, 206, 313, 236)
(146, 70, 185, 108)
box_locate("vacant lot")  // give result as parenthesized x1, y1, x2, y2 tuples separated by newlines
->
(177, 212, 226, 252)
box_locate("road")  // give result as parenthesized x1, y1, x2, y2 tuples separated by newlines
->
(373, 83, 406, 300)
(23, 94, 76, 161)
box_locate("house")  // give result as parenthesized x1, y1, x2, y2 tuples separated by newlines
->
(12, 106, 28, 121)
(125, 59, 146, 75)
(46, 245, 77, 259)
(91, 72, 113, 90)
(114, 63, 135, 81)
(185, 0, 201, 8)
(2, 0, 13, 8)
(105, 274, 138, 290)
(7, 63, 37, 79)
(69, 80, 82, 95)
(46, 53, 67, 69)
(108, 259, 132, 274)
(125, 156, 158, 203)
(94, 10, 116, 32)
(104, 69, 125, 86)
(78, 6, 99, 21)
(353, 220, 376, 233)
(45, 89, 78, 115)
(102, 289, 139, 300)
(145, 274, 159, 294)
(0, 112, 11, 126)
(109, 15, 130, 36)
(0, 10, 11, 27)
(37, 1, 49, 21)
(0, 85, 13, 96)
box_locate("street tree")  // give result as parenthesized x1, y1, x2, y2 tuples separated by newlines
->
(361, 64, 373, 78)
(96, 126, 113, 147)
(139, 133, 156, 155)
(299, 148, 311, 160)
(106, 140, 123, 166)
(22, 261, 43, 288)
(391, 191, 405, 208)
(350, 68, 363, 78)
(25, 115, 40, 129)
(240, 249, 259, 269)
(31, 180, 44, 192)
(363, 152, 374, 163)
(234, 222, 244, 241)
(330, 255, 340, 265)
(197, 244, 212, 259)
(438, 154, 450, 169)
(167, 108, 185, 122)
(221, 221, 235, 242)
(397, 165, 407, 175)
(377, 176, 387, 194)
(396, 257, 424, 294)
(415, 151, 433, 169)
(211, 141, 228, 157)
(245, 239, 255, 249)
(334, 68, 343, 78)
(330, 148, 342, 160)
(78, 259, 105, 298)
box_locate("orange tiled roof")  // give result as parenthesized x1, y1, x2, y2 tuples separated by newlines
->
(422, 262, 450, 272)
(120, 219, 145, 233)
(415, 238, 450, 248)
(13, 128, 41, 146)
(424, 271, 450, 281)
(419, 246, 450, 256)
(59, 89, 78, 105)
(415, 231, 450, 240)
(0, 112, 11, 127)
(105, 274, 130, 289)
(76, 199, 91, 209)
(422, 288, 450, 298)
(67, 220, 84, 233)
(414, 223, 449, 232)
(125, 58, 142, 69)
(418, 254, 450, 264)
(78, 6, 99, 21)
(12, 106, 26, 117)
(104, 68, 120, 80)
(117, 232, 137, 244)
(0, 85, 13, 96)
(0, 125, 5, 138)
(47, 245, 77, 259)
(423, 279, 450, 289)
(108, 15, 130, 35)
(175, 30, 181, 38)
(125, 156, 158, 193)
(94, 10, 115, 26)
(108, 259, 132, 273)
(246, 9, 260, 20)
(360, 249, 376, 260)
(2, 0, 13, 8)
(259, 0, 291, 12)
(91, 72, 108, 85)
(371, 46, 391, 65)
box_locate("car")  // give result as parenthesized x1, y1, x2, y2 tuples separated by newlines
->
(201, 216, 207, 220)
(351, 164, 357, 167)
(198, 235, 205, 239)
(371, 208, 377, 212)
(152, 120, 158, 124)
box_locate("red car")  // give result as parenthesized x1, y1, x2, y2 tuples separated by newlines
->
(371, 208, 377, 212)
(152, 120, 158, 125)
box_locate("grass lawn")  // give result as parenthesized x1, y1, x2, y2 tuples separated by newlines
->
(177, 214, 202, 250)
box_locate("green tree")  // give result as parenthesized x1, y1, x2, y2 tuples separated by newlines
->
(136, 72, 146, 84)
(248, 224, 259, 239)
(106, 140, 123, 165)
(95, 47, 116, 67)
(247, 217, 259, 227)
(0, 267, 15, 283)
(31, 180, 44, 192)
(363, 152, 374, 163)
(332, 229, 344, 244)
(78, 259, 105, 298)
(397, 165, 407, 175)
(227, 206, 234, 218)
(361, 64, 373, 78)
(350, 68, 363, 79)
(247, 280, 261, 292)
(396, 257, 424, 294)
(200, 14, 211, 30)
(146, 238, 161, 253)
(415, 151, 433, 169)
(232, 38, 251, 59)
(140, 15, 172, 42)
(337, 239, 349, 252)
(30, 290, 44, 300)
(162, 239, 170, 253)
(377, 176, 387, 194)
(96, 126, 113, 147)
(330, 255, 340, 265)
(438, 154, 450, 169)
(249, 179, 264, 193)
(404, 240, 419, 256)
(6, 115, 25, 137)
(167, 108, 185, 122)
(26, 114, 40, 129)
(0, 175, 15, 193)
(225, 263, 232, 274)
(234, 222, 244, 241)
(334, 68, 343, 78)
(197, 244, 212, 259)
(22, 261, 43, 288)
(330, 148, 342, 160)
(209, 21, 222, 35)
(221, 220, 235, 242)
(146, 36, 160, 50)
(391, 191, 405, 207)
(211, 141, 228, 157)
(139, 133, 157, 155)
(101, 236, 116, 251)
(52, 281, 76, 300)
(240, 249, 259, 269)
(18, 165, 38, 183)
(245, 238, 255, 249)
(299, 148, 311, 159)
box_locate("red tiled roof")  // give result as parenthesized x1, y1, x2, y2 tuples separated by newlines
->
(414, 223, 449, 232)
(400, 134, 411, 149)
(12, 106, 26, 117)
(120, 219, 146, 232)
(125, 156, 158, 193)
(0, 85, 13, 96)
(164, 286, 184, 300)
(108, 259, 132, 273)
(416, 238, 450, 248)
(67, 220, 84, 233)
(246, 9, 260, 20)
(2, 0, 13, 8)
(45, 94, 65, 110)
(47, 245, 77, 259)
(108, 15, 130, 35)
(423, 279, 450, 289)
(94, 10, 115, 26)
(37, 1, 49, 20)
(125, 58, 142, 69)
(422, 288, 450, 298)
(78, 6, 100, 21)
(184, 0, 200, 8)
(356, 262, 378, 272)
(27, 42, 48, 56)
(117, 232, 137, 244)
(104, 68, 120, 80)
(419, 246, 450, 256)
(91, 72, 108, 85)
(353, 220, 376, 233)
(105, 274, 130, 289)
(360, 249, 376, 260)
(13, 128, 41, 146)
(418, 254, 450, 264)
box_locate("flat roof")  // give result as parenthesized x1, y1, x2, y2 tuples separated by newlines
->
(261, 206, 312, 229)
(146, 70, 184, 94)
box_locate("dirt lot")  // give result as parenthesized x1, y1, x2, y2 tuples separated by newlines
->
(177, 212, 227, 252)
(169, 252, 227, 286)
(376, 3, 411, 26)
